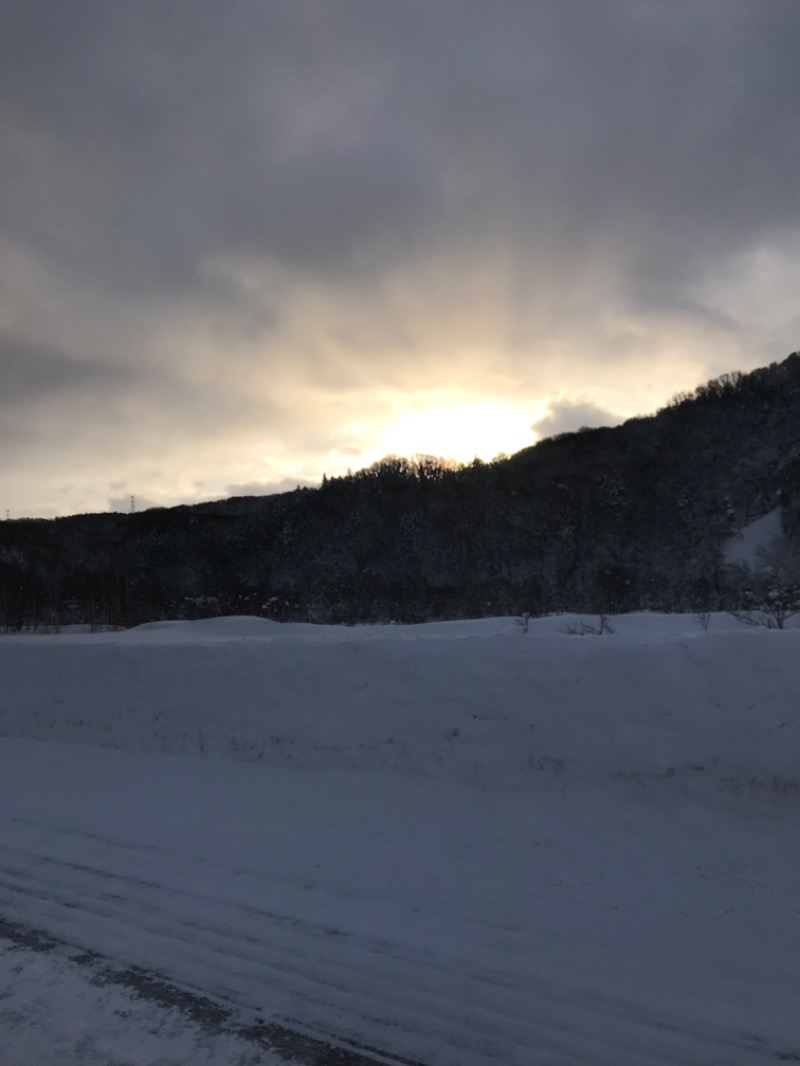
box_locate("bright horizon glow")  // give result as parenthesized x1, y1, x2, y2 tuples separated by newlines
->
(365, 401, 543, 467)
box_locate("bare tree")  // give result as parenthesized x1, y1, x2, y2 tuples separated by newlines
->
(731, 539, 800, 629)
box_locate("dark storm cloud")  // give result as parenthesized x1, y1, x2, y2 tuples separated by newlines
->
(3, 0, 799, 308)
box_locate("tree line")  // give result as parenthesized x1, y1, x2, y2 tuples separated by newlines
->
(2, 352, 799, 630)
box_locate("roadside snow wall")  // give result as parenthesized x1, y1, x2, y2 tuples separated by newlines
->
(0, 616, 797, 792)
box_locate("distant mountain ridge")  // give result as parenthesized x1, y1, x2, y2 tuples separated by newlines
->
(2, 352, 799, 628)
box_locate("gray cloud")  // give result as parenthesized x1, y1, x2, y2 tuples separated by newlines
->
(1, 0, 798, 515)
(224, 478, 315, 500)
(533, 402, 622, 441)
(4, 1, 799, 304)
(0, 336, 131, 405)
(0, 335, 137, 453)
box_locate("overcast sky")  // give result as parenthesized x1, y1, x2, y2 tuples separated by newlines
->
(2, 0, 799, 517)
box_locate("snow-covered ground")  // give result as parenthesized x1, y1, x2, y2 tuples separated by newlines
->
(1, 613, 798, 1064)
(0, 941, 282, 1066)
(723, 507, 783, 567)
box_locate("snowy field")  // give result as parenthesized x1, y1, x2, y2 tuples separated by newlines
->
(1, 613, 798, 1065)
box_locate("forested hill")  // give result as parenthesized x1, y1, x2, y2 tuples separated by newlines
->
(2, 352, 800, 629)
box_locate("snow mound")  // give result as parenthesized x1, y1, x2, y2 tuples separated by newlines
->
(128, 616, 286, 641)
(121, 614, 522, 643)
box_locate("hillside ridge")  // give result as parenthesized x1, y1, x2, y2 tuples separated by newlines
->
(1, 352, 799, 627)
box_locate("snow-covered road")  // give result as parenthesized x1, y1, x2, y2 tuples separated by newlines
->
(1, 934, 286, 1066)
(1, 737, 797, 1065)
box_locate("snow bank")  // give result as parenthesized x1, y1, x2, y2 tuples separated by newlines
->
(1, 614, 797, 793)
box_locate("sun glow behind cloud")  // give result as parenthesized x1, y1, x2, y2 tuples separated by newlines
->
(367, 399, 545, 466)
(2, 3, 799, 518)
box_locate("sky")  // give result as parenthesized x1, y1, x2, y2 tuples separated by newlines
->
(2, 0, 799, 518)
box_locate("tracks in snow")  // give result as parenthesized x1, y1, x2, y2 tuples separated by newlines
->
(0, 813, 779, 1066)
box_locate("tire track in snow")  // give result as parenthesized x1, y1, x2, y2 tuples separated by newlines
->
(0, 836, 780, 1066)
(0, 915, 424, 1066)
(0, 857, 549, 1064)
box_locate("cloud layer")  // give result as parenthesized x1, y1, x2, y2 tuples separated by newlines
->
(2, 0, 799, 515)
